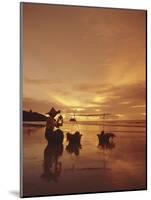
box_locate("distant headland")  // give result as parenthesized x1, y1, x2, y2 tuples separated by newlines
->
(23, 110, 47, 121)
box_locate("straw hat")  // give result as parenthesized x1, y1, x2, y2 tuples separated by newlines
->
(46, 107, 60, 116)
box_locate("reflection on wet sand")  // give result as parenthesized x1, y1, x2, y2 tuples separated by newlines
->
(23, 122, 146, 196)
(98, 136, 116, 150)
(66, 132, 82, 156)
(41, 133, 115, 174)
(66, 144, 82, 156)
(41, 144, 63, 182)
(97, 138, 116, 171)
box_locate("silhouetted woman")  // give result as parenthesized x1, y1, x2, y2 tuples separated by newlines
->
(45, 107, 64, 144)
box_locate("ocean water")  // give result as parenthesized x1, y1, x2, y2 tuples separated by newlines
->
(22, 120, 146, 197)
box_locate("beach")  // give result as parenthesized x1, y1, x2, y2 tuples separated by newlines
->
(23, 120, 146, 197)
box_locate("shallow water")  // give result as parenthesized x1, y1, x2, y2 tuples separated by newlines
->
(22, 121, 146, 197)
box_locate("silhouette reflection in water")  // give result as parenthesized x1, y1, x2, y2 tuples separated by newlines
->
(97, 134, 116, 170)
(66, 143, 82, 156)
(66, 131, 82, 156)
(41, 144, 63, 182)
(98, 139, 116, 150)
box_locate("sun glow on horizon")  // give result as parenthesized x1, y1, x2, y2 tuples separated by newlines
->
(23, 5, 146, 120)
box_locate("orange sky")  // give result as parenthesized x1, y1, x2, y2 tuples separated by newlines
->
(22, 3, 146, 120)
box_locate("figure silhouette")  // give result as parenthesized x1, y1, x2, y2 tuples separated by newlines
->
(45, 107, 64, 144)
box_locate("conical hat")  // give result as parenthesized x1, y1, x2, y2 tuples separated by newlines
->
(46, 107, 60, 116)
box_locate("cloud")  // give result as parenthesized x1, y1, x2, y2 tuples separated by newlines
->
(24, 77, 63, 85)
(23, 97, 67, 114)
(72, 81, 146, 119)
(75, 81, 146, 102)
(23, 79, 146, 119)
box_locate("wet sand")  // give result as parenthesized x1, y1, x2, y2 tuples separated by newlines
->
(22, 121, 146, 197)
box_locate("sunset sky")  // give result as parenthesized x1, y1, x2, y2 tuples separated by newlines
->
(22, 3, 146, 120)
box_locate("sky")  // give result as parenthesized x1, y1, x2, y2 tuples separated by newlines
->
(22, 3, 146, 120)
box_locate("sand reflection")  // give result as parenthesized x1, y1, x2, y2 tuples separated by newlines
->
(41, 144, 63, 182)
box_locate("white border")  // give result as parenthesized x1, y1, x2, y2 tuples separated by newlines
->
(0, 0, 150, 199)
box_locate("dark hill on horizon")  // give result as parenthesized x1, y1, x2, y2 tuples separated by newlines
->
(23, 110, 47, 121)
